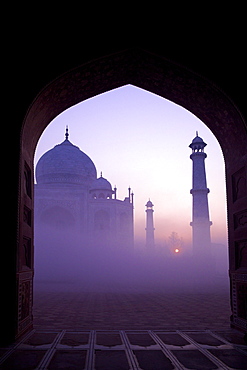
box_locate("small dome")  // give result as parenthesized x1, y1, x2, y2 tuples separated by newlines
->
(90, 175, 112, 191)
(146, 199, 154, 207)
(192, 135, 204, 143)
(189, 132, 207, 151)
(36, 137, 97, 186)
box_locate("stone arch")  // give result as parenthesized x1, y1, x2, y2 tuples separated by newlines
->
(39, 206, 75, 229)
(14, 48, 247, 340)
(94, 209, 110, 231)
(120, 212, 129, 232)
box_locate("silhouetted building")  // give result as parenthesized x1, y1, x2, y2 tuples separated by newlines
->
(189, 132, 212, 258)
(35, 128, 134, 250)
(145, 199, 155, 249)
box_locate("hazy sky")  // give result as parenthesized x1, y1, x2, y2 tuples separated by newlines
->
(34, 85, 227, 247)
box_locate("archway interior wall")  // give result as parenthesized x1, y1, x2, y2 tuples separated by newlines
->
(17, 49, 247, 339)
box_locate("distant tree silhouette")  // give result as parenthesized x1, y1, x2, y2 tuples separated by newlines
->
(168, 232, 184, 253)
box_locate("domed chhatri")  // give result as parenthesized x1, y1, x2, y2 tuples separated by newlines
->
(189, 131, 207, 152)
(90, 172, 113, 191)
(192, 131, 204, 142)
(35, 128, 97, 185)
(145, 199, 154, 208)
(89, 172, 114, 200)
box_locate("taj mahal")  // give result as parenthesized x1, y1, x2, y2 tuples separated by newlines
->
(33, 127, 228, 288)
(35, 127, 134, 250)
(35, 128, 214, 258)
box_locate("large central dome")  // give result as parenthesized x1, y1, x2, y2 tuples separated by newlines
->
(36, 135, 97, 186)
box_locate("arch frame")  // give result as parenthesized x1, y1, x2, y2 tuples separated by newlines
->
(14, 48, 247, 340)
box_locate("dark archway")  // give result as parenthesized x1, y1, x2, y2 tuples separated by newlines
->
(14, 48, 247, 341)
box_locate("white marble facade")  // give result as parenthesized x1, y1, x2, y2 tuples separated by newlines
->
(35, 129, 134, 251)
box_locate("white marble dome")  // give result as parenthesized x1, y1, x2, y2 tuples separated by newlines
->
(36, 137, 97, 186)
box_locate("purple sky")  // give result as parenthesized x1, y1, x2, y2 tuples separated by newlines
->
(34, 85, 227, 247)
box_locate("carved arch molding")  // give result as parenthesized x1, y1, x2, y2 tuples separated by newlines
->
(17, 48, 247, 339)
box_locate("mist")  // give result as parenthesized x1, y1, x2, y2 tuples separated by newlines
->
(34, 222, 228, 295)
(33, 86, 230, 334)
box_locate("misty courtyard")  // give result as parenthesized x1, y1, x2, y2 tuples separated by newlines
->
(33, 129, 232, 333)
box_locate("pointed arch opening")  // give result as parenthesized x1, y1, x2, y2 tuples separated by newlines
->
(14, 49, 247, 340)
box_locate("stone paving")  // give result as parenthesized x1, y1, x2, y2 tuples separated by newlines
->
(32, 281, 232, 331)
(1, 281, 247, 369)
(1, 329, 247, 369)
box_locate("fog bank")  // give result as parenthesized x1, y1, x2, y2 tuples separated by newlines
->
(34, 225, 228, 294)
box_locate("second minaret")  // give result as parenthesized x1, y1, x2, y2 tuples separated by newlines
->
(189, 132, 212, 258)
(145, 199, 155, 249)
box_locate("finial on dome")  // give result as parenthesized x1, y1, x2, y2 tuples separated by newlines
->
(65, 125, 69, 140)
(100, 171, 103, 177)
(196, 131, 198, 136)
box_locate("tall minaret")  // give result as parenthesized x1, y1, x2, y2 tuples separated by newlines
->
(189, 132, 212, 258)
(145, 199, 155, 249)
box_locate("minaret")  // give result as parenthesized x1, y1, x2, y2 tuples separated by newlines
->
(189, 132, 212, 258)
(145, 199, 155, 249)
